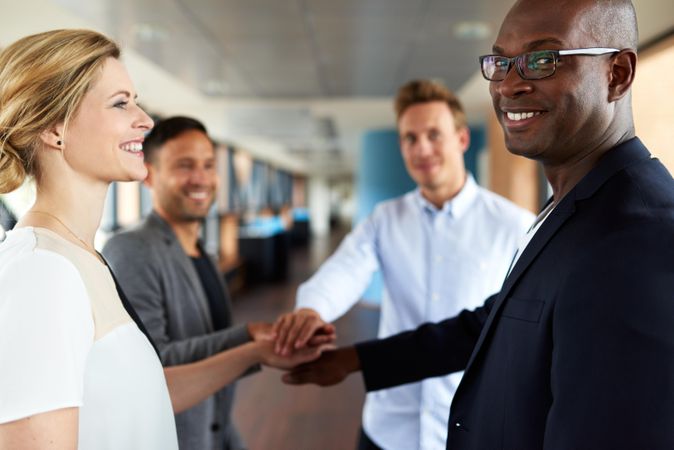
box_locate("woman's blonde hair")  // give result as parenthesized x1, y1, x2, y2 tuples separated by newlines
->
(0, 29, 120, 193)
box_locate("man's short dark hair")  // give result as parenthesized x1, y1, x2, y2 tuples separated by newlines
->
(144, 116, 209, 164)
(394, 79, 467, 129)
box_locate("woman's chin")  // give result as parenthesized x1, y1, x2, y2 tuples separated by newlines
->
(117, 166, 148, 183)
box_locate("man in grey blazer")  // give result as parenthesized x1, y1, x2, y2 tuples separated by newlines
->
(103, 117, 278, 450)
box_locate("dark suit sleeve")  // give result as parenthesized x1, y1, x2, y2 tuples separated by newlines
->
(356, 293, 497, 392)
(103, 233, 251, 366)
(543, 233, 674, 449)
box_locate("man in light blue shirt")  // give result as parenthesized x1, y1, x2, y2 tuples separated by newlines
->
(274, 79, 534, 450)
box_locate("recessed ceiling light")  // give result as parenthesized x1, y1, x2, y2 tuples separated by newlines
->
(132, 23, 168, 42)
(453, 21, 492, 40)
(204, 79, 230, 96)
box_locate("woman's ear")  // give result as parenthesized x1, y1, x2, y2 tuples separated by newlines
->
(39, 123, 65, 149)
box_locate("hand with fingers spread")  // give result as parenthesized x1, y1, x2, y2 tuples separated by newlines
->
(255, 339, 336, 371)
(272, 308, 336, 356)
(281, 346, 361, 386)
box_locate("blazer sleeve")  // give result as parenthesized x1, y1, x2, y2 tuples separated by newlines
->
(543, 233, 674, 449)
(103, 233, 252, 366)
(356, 293, 497, 392)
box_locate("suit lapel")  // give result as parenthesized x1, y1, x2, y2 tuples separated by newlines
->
(146, 212, 216, 331)
(462, 137, 652, 374)
(463, 195, 576, 372)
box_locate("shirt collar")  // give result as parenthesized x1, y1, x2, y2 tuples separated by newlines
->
(414, 173, 479, 220)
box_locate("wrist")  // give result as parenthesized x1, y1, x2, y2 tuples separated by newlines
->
(246, 322, 256, 339)
(341, 346, 361, 374)
(241, 341, 266, 365)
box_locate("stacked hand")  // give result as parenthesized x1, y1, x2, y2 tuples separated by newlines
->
(272, 308, 337, 356)
(281, 347, 360, 386)
(247, 321, 278, 341)
(247, 311, 360, 385)
(245, 310, 337, 370)
(270, 309, 361, 386)
(254, 340, 336, 370)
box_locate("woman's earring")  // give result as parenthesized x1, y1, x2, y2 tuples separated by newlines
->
(56, 140, 62, 146)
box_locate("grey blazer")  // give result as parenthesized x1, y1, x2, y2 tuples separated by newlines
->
(103, 211, 253, 450)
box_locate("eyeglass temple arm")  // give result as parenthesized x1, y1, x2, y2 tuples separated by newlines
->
(558, 47, 620, 56)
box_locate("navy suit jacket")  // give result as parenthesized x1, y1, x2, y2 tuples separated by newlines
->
(357, 138, 674, 450)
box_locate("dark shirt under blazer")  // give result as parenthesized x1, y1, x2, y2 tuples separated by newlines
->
(357, 138, 674, 450)
(103, 212, 254, 450)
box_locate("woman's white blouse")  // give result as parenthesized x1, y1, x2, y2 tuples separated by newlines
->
(0, 227, 178, 449)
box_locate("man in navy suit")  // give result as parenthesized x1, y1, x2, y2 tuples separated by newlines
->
(283, 0, 674, 448)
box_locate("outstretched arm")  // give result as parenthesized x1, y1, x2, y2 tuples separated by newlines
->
(165, 340, 333, 413)
(281, 214, 382, 355)
(283, 295, 496, 390)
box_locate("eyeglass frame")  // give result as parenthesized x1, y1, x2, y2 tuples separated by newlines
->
(478, 47, 620, 81)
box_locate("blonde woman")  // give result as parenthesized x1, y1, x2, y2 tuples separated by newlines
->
(0, 29, 326, 449)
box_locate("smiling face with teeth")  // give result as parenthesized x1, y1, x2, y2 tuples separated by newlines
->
(146, 129, 218, 224)
(56, 57, 154, 183)
(488, 0, 627, 168)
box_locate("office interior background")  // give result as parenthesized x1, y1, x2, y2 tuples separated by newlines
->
(1, 1, 673, 448)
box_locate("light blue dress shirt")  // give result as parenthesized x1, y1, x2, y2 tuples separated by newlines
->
(297, 175, 534, 450)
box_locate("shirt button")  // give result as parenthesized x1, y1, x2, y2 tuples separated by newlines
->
(435, 255, 444, 263)
(431, 293, 439, 301)
(211, 423, 220, 432)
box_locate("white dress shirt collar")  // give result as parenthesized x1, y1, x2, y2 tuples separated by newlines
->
(413, 173, 479, 220)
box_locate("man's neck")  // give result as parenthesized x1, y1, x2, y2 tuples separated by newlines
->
(545, 130, 635, 203)
(156, 210, 202, 257)
(174, 223, 202, 257)
(420, 176, 466, 209)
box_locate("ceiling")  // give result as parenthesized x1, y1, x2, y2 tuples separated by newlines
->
(2, 0, 673, 176)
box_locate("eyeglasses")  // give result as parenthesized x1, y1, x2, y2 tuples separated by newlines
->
(479, 47, 620, 81)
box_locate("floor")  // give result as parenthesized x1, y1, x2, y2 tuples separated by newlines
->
(230, 227, 380, 450)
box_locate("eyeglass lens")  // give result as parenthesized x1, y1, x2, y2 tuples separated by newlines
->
(482, 51, 557, 81)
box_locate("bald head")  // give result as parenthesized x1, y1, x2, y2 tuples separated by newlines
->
(505, 0, 638, 50)
(584, 0, 638, 49)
